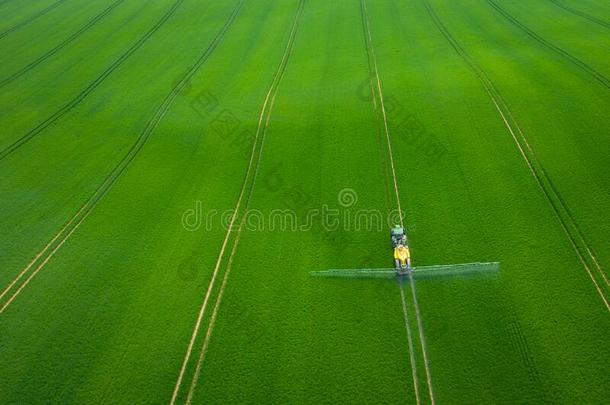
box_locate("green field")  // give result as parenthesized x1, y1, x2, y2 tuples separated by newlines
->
(1, 0, 609, 403)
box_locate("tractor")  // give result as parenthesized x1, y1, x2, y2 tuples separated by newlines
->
(391, 225, 411, 273)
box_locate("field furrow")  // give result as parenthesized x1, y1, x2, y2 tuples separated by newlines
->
(486, 0, 609, 89)
(0, 0, 127, 88)
(0, 0, 174, 144)
(547, 0, 610, 29)
(0, 0, 186, 160)
(0, 0, 69, 39)
(0, 0, 246, 315)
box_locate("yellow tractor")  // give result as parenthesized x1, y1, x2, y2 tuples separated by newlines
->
(391, 225, 411, 273)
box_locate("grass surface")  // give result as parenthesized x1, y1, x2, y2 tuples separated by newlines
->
(0, 0, 609, 403)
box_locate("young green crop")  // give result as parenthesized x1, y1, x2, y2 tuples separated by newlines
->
(0, 0, 608, 403)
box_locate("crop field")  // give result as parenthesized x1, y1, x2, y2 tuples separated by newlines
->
(1, 0, 609, 403)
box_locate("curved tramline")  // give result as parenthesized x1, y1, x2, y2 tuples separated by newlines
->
(547, 0, 610, 29)
(0, 0, 69, 40)
(487, 0, 609, 89)
(0, 0, 127, 88)
(0, 0, 245, 314)
(421, 0, 610, 311)
(0, 0, 186, 161)
(169, 1, 306, 403)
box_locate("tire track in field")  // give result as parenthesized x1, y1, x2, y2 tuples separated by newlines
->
(505, 319, 542, 385)
(547, 0, 610, 29)
(398, 284, 422, 405)
(0, 0, 69, 40)
(0, 0, 244, 314)
(360, 0, 435, 403)
(170, 2, 305, 403)
(0, 0, 126, 88)
(0, 0, 185, 161)
(487, 0, 609, 89)
(422, 0, 610, 311)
